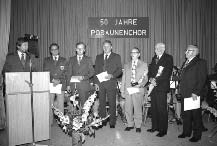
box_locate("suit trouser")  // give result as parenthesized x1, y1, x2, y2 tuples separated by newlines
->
(77, 89, 89, 107)
(125, 92, 143, 128)
(182, 108, 202, 138)
(50, 92, 64, 125)
(98, 82, 117, 126)
(151, 91, 168, 133)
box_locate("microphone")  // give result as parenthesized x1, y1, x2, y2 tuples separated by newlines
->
(25, 51, 31, 56)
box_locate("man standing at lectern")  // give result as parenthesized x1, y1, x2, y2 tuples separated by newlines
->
(43, 43, 67, 125)
(2, 37, 37, 73)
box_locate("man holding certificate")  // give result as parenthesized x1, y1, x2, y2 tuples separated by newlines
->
(67, 42, 95, 106)
(43, 43, 67, 125)
(178, 45, 207, 142)
(94, 40, 122, 128)
(120, 47, 148, 133)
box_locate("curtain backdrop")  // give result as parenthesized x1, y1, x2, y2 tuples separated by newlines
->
(7, 0, 217, 73)
(0, 0, 11, 73)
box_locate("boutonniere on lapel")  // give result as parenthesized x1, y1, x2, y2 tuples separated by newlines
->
(147, 66, 164, 96)
(60, 66, 65, 70)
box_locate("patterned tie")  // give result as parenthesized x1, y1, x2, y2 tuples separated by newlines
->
(183, 60, 189, 68)
(131, 60, 137, 84)
(21, 53, 25, 66)
(179, 60, 189, 76)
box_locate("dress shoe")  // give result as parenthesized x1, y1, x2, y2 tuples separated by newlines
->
(156, 132, 167, 137)
(178, 133, 191, 138)
(110, 125, 115, 128)
(124, 127, 134, 131)
(176, 118, 182, 125)
(147, 128, 158, 133)
(136, 128, 141, 133)
(202, 127, 208, 132)
(189, 137, 201, 142)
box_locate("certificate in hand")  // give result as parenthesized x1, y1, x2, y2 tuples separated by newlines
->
(70, 76, 81, 83)
(127, 87, 140, 95)
(96, 71, 109, 83)
(49, 83, 62, 94)
(184, 96, 200, 111)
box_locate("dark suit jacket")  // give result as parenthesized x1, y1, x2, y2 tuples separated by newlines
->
(43, 56, 67, 91)
(2, 52, 37, 73)
(180, 57, 207, 99)
(148, 53, 173, 92)
(67, 55, 95, 91)
(94, 52, 122, 86)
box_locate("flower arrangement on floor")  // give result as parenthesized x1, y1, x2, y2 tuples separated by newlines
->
(202, 101, 217, 118)
(52, 90, 109, 144)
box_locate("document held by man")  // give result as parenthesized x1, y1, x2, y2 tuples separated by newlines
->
(184, 96, 200, 111)
(127, 87, 140, 95)
(70, 76, 81, 83)
(96, 71, 109, 82)
(49, 83, 62, 94)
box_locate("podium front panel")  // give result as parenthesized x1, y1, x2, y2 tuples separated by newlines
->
(5, 72, 50, 146)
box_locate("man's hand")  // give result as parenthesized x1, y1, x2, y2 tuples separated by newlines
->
(191, 93, 198, 101)
(77, 76, 84, 81)
(67, 86, 71, 93)
(95, 84, 99, 91)
(105, 74, 113, 80)
(150, 78, 157, 86)
(52, 79, 60, 86)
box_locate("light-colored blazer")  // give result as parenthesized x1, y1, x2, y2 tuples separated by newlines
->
(121, 59, 148, 97)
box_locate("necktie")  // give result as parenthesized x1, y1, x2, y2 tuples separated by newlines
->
(131, 61, 137, 84)
(179, 60, 189, 75)
(183, 60, 189, 68)
(54, 56, 58, 65)
(103, 54, 108, 71)
(21, 53, 25, 66)
(78, 56, 82, 65)
(155, 56, 159, 64)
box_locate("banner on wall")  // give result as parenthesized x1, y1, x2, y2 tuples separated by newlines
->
(88, 17, 149, 38)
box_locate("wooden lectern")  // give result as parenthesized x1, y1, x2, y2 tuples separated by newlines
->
(5, 72, 50, 146)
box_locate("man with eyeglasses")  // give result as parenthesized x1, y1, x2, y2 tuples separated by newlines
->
(178, 45, 207, 142)
(121, 47, 148, 133)
(147, 43, 173, 137)
(43, 43, 67, 125)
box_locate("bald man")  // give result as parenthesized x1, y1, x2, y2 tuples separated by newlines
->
(147, 43, 173, 137)
(178, 45, 207, 142)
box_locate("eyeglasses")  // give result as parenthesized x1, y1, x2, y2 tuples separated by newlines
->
(186, 49, 195, 52)
(131, 52, 139, 54)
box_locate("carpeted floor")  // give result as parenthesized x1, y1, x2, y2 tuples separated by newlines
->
(0, 113, 217, 146)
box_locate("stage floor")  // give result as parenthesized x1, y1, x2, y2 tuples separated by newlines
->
(0, 113, 217, 146)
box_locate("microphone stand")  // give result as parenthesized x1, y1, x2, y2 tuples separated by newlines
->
(27, 54, 47, 146)
(28, 56, 36, 145)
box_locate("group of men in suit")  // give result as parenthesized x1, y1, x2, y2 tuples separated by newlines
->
(147, 43, 207, 142)
(2, 37, 207, 142)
